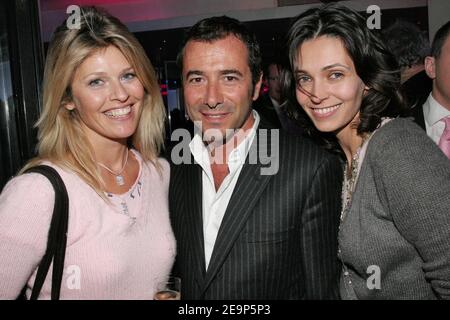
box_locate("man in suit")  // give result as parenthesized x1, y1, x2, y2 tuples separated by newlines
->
(253, 61, 304, 137)
(413, 21, 450, 158)
(169, 16, 342, 299)
(253, 62, 283, 129)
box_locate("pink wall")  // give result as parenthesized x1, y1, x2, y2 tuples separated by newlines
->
(39, 0, 277, 41)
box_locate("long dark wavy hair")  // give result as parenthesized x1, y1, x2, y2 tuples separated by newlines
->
(284, 3, 404, 155)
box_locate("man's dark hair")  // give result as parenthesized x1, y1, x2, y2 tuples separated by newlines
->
(431, 20, 450, 59)
(263, 57, 283, 80)
(176, 16, 262, 86)
(381, 20, 430, 69)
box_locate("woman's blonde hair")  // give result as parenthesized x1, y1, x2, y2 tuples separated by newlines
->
(21, 6, 166, 197)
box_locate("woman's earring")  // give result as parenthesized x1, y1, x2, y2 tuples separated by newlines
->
(65, 103, 75, 111)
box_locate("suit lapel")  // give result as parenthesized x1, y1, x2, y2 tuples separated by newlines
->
(200, 127, 275, 295)
(184, 160, 207, 280)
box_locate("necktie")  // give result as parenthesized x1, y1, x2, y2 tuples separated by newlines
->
(438, 116, 450, 159)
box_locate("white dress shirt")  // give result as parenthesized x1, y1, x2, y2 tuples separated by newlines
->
(423, 93, 450, 144)
(189, 111, 260, 270)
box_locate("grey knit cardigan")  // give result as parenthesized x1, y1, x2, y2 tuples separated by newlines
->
(339, 118, 450, 300)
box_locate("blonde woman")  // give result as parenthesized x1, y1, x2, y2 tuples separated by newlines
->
(0, 7, 175, 299)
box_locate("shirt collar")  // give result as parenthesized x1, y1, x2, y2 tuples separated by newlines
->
(424, 93, 450, 126)
(270, 96, 280, 108)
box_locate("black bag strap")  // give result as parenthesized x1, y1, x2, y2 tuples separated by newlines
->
(24, 165, 69, 300)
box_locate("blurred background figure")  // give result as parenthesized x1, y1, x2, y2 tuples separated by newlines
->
(254, 58, 303, 135)
(253, 60, 283, 129)
(422, 20, 450, 159)
(382, 19, 432, 110)
(267, 63, 283, 104)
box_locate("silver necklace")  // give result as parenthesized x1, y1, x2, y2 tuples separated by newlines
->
(340, 134, 370, 222)
(340, 147, 361, 222)
(97, 149, 129, 186)
(341, 133, 372, 222)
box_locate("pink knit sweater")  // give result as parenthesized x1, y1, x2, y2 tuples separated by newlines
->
(0, 150, 176, 299)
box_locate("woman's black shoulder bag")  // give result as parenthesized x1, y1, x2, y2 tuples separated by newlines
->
(18, 165, 69, 300)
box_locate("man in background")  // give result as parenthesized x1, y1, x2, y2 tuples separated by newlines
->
(421, 21, 450, 159)
(382, 20, 432, 109)
(253, 61, 283, 129)
(254, 60, 304, 135)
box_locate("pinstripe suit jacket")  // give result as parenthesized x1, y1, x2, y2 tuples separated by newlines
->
(169, 124, 343, 299)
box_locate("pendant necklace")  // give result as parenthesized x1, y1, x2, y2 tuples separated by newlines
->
(97, 148, 129, 186)
(340, 134, 371, 222)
